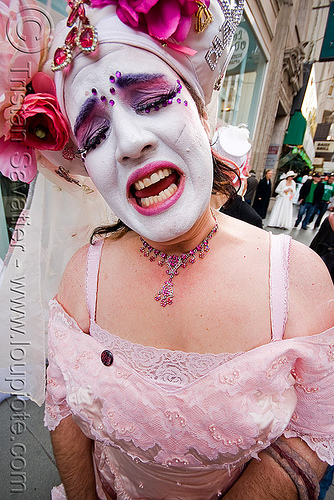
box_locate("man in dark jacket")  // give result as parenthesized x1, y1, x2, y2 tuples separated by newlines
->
(310, 210, 334, 283)
(252, 169, 273, 219)
(244, 170, 258, 205)
(294, 173, 325, 229)
(220, 194, 263, 228)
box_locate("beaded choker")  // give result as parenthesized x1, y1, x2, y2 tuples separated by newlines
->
(139, 215, 218, 307)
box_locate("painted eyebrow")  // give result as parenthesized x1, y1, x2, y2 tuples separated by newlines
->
(74, 96, 99, 136)
(116, 73, 166, 88)
(74, 74, 169, 135)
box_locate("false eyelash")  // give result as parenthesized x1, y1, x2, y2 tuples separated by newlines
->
(135, 87, 178, 114)
(79, 124, 110, 155)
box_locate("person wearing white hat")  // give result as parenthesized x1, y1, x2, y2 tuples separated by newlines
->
(267, 171, 297, 229)
(1, 1, 333, 499)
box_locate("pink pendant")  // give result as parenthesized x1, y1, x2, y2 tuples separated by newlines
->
(155, 281, 174, 307)
(81, 16, 90, 25)
(80, 27, 93, 47)
(76, 26, 97, 52)
(53, 47, 67, 66)
(78, 3, 85, 19)
(65, 27, 78, 47)
(67, 5, 79, 27)
(51, 46, 71, 71)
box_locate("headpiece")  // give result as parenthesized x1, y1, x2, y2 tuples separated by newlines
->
(211, 123, 251, 183)
(0, 0, 244, 184)
(284, 171, 297, 179)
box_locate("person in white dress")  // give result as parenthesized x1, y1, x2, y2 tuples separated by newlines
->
(268, 171, 296, 229)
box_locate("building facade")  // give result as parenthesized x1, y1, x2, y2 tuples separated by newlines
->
(218, 0, 334, 179)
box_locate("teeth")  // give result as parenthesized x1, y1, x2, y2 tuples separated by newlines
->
(150, 172, 160, 184)
(140, 182, 177, 207)
(134, 168, 172, 191)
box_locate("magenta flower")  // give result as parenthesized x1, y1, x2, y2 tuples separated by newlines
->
(90, 0, 206, 42)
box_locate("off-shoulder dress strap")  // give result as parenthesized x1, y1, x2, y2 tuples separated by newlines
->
(86, 239, 104, 323)
(269, 233, 292, 341)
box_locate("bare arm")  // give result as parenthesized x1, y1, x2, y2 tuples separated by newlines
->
(224, 240, 332, 498)
(223, 437, 327, 499)
(51, 416, 99, 500)
(51, 248, 116, 500)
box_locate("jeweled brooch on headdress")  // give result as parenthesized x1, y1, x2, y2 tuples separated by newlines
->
(52, 0, 98, 71)
(51, 0, 214, 72)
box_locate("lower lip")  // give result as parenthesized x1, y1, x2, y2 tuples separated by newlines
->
(128, 172, 185, 216)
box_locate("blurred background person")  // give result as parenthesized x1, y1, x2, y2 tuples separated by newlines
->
(267, 171, 296, 230)
(244, 170, 258, 206)
(312, 174, 334, 229)
(211, 125, 262, 228)
(310, 205, 334, 283)
(294, 172, 324, 230)
(252, 169, 273, 219)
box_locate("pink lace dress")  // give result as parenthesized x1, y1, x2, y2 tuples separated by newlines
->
(45, 234, 334, 500)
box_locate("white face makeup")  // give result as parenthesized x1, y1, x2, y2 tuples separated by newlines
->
(64, 45, 213, 242)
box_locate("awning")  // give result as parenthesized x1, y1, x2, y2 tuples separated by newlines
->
(292, 147, 313, 169)
(283, 112, 307, 146)
(277, 147, 313, 170)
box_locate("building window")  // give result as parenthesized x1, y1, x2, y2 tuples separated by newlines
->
(218, 14, 266, 136)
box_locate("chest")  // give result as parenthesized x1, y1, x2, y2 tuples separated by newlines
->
(96, 244, 272, 355)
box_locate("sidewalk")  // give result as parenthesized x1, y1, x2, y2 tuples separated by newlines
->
(0, 396, 60, 499)
(0, 204, 333, 499)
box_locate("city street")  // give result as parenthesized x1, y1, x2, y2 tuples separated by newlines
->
(0, 204, 333, 499)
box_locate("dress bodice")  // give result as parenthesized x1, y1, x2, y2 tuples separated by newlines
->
(45, 234, 334, 500)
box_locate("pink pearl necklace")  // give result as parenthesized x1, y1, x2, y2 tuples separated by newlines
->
(139, 215, 219, 307)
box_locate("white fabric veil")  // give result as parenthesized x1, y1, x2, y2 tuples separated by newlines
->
(0, 165, 114, 404)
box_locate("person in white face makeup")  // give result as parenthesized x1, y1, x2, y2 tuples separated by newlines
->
(1, 1, 333, 499)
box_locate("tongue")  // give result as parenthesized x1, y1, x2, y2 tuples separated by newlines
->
(134, 171, 178, 198)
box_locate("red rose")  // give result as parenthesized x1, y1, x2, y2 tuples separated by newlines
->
(11, 93, 70, 151)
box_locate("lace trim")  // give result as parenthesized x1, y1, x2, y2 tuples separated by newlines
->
(89, 320, 244, 387)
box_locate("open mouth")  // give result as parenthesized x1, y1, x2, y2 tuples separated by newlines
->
(129, 167, 182, 209)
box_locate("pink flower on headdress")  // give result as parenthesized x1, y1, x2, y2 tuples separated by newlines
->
(90, 0, 208, 42)
(0, 0, 71, 183)
(0, 73, 70, 183)
(10, 92, 70, 151)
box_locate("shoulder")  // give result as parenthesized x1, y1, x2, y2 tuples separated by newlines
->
(57, 243, 90, 333)
(285, 238, 334, 339)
